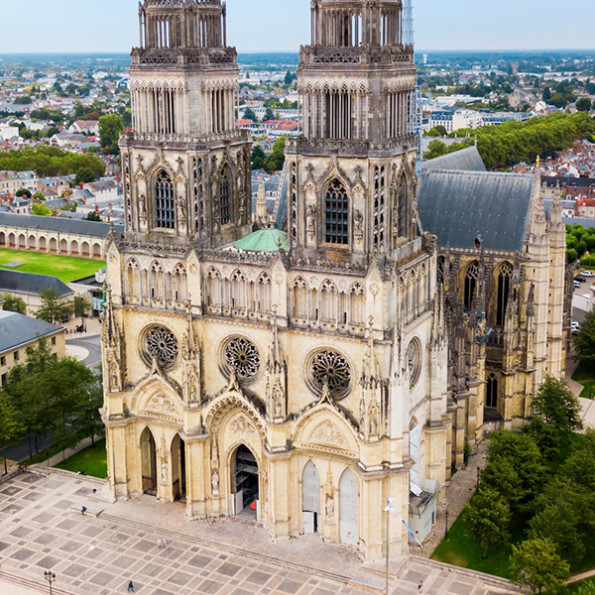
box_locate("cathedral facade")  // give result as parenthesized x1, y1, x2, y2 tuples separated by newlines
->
(102, 0, 449, 560)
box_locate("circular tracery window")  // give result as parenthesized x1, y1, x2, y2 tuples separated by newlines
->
(406, 338, 421, 388)
(144, 326, 179, 368)
(308, 349, 352, 399)
(222, 336, 261, 380)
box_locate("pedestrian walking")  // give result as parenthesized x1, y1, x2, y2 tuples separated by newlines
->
(81, 506, 87, 515)
(127, 580, 135, 592)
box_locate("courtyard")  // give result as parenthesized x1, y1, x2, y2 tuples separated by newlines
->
(0, 248, 105, 284)
(0, 469, 524, 595)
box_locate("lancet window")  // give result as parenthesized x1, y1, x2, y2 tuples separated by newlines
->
(486, 373, 498, 408)
(496, 262, 513, 326)
(219, 166, 232, 226)
(373, 166, 386, 250)
(325, 179, 349, 245)
(464, 262, 479, 311)
(155, 170, 175, 230)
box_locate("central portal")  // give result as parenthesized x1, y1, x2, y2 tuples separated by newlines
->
(231, 444, 259, 517)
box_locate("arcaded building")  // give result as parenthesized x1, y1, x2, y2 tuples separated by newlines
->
(102, 0, 449, 560)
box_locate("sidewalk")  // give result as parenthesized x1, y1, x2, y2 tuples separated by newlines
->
(63, 314, 101, 340)
(420, 441, 488, 556)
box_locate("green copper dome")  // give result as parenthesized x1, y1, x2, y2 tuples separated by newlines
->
(233, 228, 288, 252)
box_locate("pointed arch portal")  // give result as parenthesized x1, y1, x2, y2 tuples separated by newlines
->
(231, 444, 259, 516)
(302, 460, 321, 534)
(339, 468, 359, 545)
(140, 427, 157, 495)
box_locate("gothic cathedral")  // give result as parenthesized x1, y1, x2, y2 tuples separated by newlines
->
(103, 0, 451, 560)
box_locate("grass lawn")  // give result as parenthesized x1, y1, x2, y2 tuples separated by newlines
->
(571, 360, 595, 399)
(431, 515, 520, 579)
(54, 438, 107, 479)
(0, 248, 105, 284)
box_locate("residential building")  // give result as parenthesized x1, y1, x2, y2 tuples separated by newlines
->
(0, 310, 65, 388)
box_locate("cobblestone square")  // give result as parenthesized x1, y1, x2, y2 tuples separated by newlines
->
(0, 469, 524, 594)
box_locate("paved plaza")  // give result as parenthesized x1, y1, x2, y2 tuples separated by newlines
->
(0, 469, 524, 594)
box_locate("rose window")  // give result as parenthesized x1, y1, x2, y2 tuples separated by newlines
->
(223, 336, 261, 380)
(144, 326, 179, 368)
(406, 339, 421, 387)
(308, 349, 352, 399)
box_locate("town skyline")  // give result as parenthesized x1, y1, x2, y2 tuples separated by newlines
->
(0, 0, 594, 54)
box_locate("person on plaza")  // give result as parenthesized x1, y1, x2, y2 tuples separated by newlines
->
(127, 580, 135, 592)
(81, 505, 87, 515)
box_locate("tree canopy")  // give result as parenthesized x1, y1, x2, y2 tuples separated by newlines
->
(1, 294, 26, 314)
(35, 288, 73, 325)
(98, 114, 124, 154)
(0, 146, 105, 178)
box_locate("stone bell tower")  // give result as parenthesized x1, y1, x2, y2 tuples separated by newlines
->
(120, 0, 252, 248)
(285, 0, 417, 264)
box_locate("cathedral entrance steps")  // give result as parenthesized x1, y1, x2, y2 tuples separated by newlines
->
(98, 511, 382, 592)
(0, 569, 73, 595)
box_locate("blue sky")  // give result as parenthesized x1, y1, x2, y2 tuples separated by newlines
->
(0, 0, 593, 53)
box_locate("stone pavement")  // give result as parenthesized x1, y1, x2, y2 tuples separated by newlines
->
(0, 469, 524, 594)
(420, 442, 488, 556)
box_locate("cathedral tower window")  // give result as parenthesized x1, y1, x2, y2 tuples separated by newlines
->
(219, 166, 232, 226)
(396, 175, 409, 241)
(256, 273, 271, 313)
(230, 269, 246, 311)
(373, 166, 386, 250)
(206, 267, 221, 309)
(496, 262, 513, 326)
(293, 278, 308, 321)
(155, 170, 175, 230)
(486, 373, 498, 408)
(464, 262, 479, 311)
(173, 264, 187, 303)
(307, 348, 352, 400)
(320, 280, 338, 322)
(324, 90, 352, 139)
(325, 179, 349, 245)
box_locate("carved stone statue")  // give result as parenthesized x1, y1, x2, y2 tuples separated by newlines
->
(354, 209, 363, 235)
(306, 204, 316, 233)
(325, 495, 334, 522)
(160, 458, 168, 484)
(110, 359, 120, 391)
(138, 194, 146, 217)
(211, 471, 219, 495)
(177, 197, 186, 220)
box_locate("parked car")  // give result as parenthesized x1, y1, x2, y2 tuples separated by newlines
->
(582, 271, 594, 277)
(571, 321, 581, 333)
(574, 280, 581, 289)
(575, 276, 586, 283)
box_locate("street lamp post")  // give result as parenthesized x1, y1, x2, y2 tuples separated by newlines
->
(384, 497, 397, 595)
(476, 466, 480, 487)
(44, 571, 56, 595)
(445, 510, 449, 542)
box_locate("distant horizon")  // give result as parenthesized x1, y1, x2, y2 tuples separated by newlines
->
(0, 1, 593, 54)
(0, 48, 594, 56)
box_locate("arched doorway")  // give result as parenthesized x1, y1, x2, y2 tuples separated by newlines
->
(140, 427, 157, 496)
(302, 460, 320, 534)
(231, 444, 258, 517)
(339, 468, 359, 546)
(171, 434, 186, 501)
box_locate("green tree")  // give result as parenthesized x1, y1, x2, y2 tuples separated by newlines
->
(531, 375, 582, 438)
(73, 295, 91, 326)
(75, 167, 96, 184)
(0, 392, 24, 474)
(85, 211, 102, 222)
(251, 145, 266, 170)
(265, 137, 287, 173)
(33, 191, 45, 201)
(481, 430, 545, 518)
(98, 113, 124, 154)
(243, 107, 258, 123)
(461, 486, 511, 558)
(576, 581, 595, 595)
(1, 294, 26, 314)
(32, 202, 52, 216)
(510, 538, 569, 594)
(576, 97, 592, 112)
(263, 107, 276, 122)
(574, 309, 595, 376)
(424, 139, 449, 159)
(15, 188, 31, 198)
(35, 288, 73, 325)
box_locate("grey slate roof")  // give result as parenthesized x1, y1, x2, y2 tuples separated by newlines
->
(0, 212, 123, 238)
(422, 146, 487, 173)
(418, 170, 536, 252)
(0, 269, 74, 298)
(0, 310, 64, 353)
